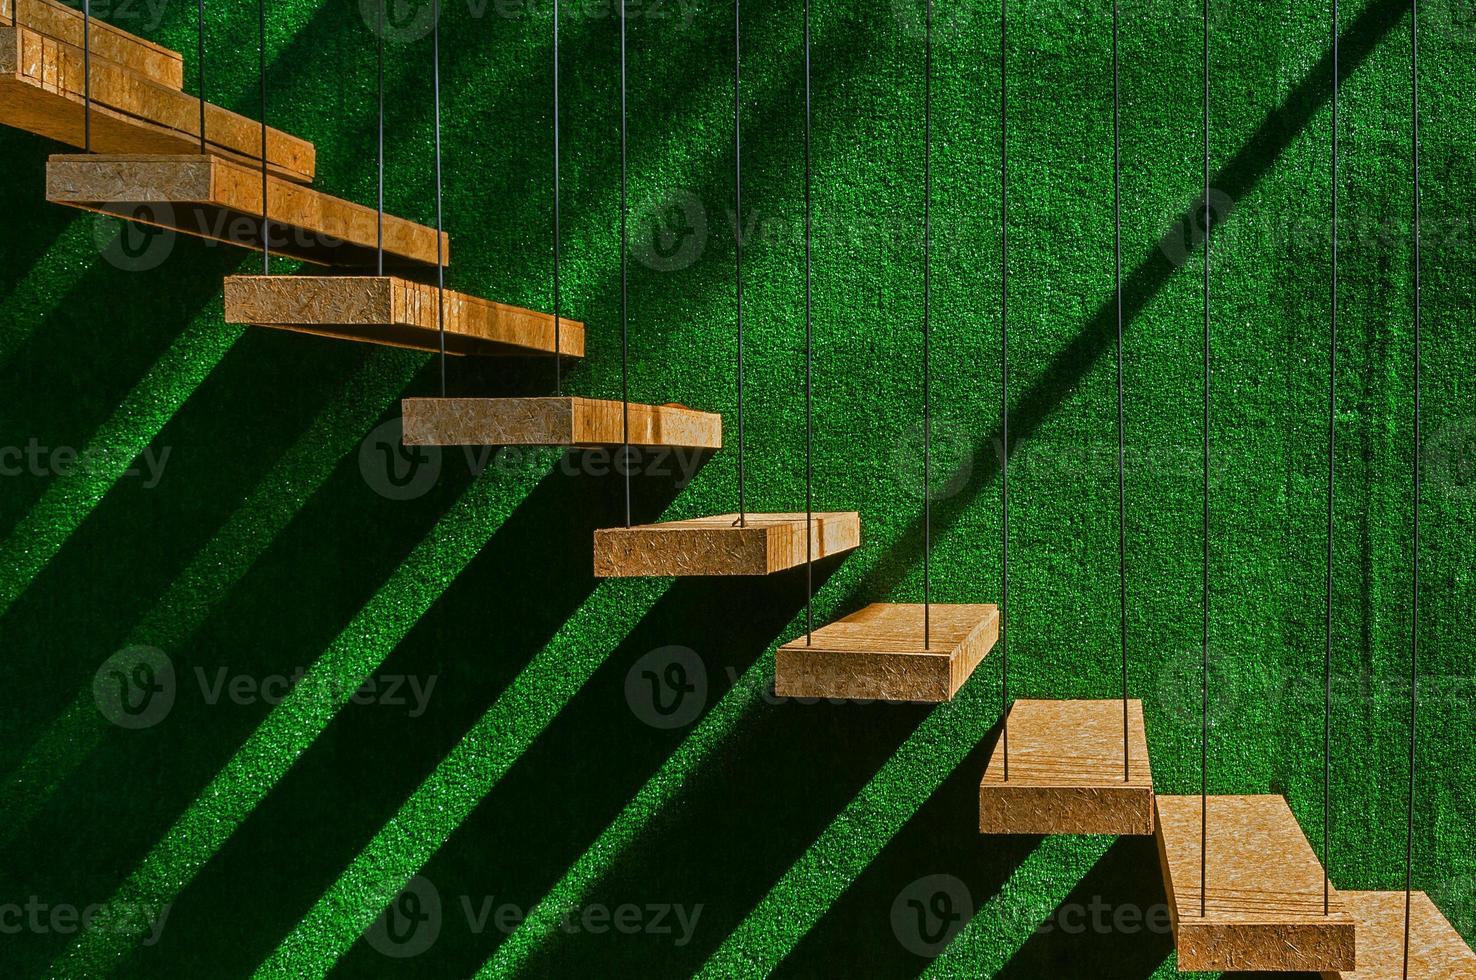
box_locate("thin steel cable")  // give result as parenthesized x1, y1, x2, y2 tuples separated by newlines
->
(1113, 0, 1128, 781)
(434, 0, 446, 396)
(620, 0, 631, 527)
(553, 0, 562, 394)
(83, 0, 91, 151)
(259, 0, 269, 273)
(376, 0, 384, 275)
(1325, 0, 1339, 918)
(197, 0, 206, 153)
(803, 0, 813, 643)
(999, 0, 1010, 781)
(1200, 0, 1211, 919)
(734, 0, 746, 527)
(922, 0, 932, 648)
(1403, 2, 1421, 974)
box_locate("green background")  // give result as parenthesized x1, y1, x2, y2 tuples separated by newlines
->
(0, 0, 1472, 975)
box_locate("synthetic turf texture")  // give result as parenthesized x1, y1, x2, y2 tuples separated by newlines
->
(0, 0, 1472, 977)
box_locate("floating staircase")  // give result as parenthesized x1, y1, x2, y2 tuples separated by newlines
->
(1330, 890, 1476, 979)
(978, 699, 1154, 836)
(401, 396, 722, 450)
(223, 275, 582, 357)
(774, 603, 999, 702)
(592, 512, 860, 577)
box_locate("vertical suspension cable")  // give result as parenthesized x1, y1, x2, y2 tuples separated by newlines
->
(999, 0, 1010, 781)
(434, 0, 446, 396)
(1403, 1, 1421, 974)
(1200, 0, 1211, 919)
(376, 0, 385, 275)
(1113, 0, 1128, 781)
(803, 0, 814, 643)
(620, 0, 631, 527)
(553, 0, 562, 394)
(1325, 0, 1339, 918)
(734, 0, 746, 527)
(82, 0, 91, 151)
(197, 0, 206, 153)
(259, 0, 269, 274)
(922, 0, 932, 648)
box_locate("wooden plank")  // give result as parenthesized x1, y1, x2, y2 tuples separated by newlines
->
(774, 603, 998, 702)
(1324, 891, 1476, 980)
(401, 396, 722, 449)
(593, 512, 861, 577)
(223, 276, 583, 357)
(978, 699, 1154, 836)
(1156, 794, 1355, 973)
(2, 27, 313, 181)
(46, 154, 445, 267)
(1, 0, 184, 89)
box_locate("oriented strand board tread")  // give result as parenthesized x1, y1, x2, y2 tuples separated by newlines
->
(1323, 891, 1476, 979)
(1156, 794, 1355, 973)
(978, 699, 1155, 836)
(1, 26, 313, 181)
(774, 603, 999, 702)
(401, 396, 723, 449)
(592, 512, 861, 577)
(223, 276, 583, 357)
(46, 155, 445, 267)
(1, 0, 184, 89)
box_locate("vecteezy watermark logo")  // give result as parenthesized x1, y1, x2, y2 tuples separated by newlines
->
(1155, 643, 1256, 731)
(0, 897, 172, 945)
(625, 646, 707, 729)
(0, 440, 172, 487)
(1426, 416, 1476, 499)
(892, 416, 977, 502)
(891, 874, 972, 958)
(365, 875, 443, 958)
(360, 417, 442, 501)
(891, 0, 983, 42)
(632, 189, 708, 272)
(360, 0, 439, 43)
(93, 646, 175, 729)
(1160, 187, 1235, 268)
(94, 204, 177, 272)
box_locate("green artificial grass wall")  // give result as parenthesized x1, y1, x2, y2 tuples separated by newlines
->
(0, 0, 1473, 975)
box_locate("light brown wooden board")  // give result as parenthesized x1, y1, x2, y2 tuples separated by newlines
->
(1, 27, 313, 181)
(0, 0, 183, 88)
(1156, 794, 1355, 972)
(46, 154, 445, 267)
(401, 397, 723, 449)
(593, 512, 861, 577)
(224, 276, 583, 357)
(1323, 891, 1476, 979)
(774, 603, 998, 702)
(978, 699, 1154, 836)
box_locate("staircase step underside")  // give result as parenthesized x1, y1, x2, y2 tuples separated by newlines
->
(2, 26, 313, 181)
(1324, 891, 1476, 979)
(593, 512, 861, 577)
(46, 154, 445, 267)
(774, 603, 999, 703)
(979, 699, 1154, 836)
(401, 396, 722, 449)
(1156, 794, 1355, 973)
(224, 275, 582, 357)
(1, 0, 184, 88)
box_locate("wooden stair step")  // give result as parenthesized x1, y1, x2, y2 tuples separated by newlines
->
(978, 699, 1154, 836)
(3, 28, 313, 182)
(1324, 891, 1476, 979)
(1156, 794, 1355, 973)
(593, 512, 860, 577)
(401, 396, 722, 449)
(2, 0, 184, 88)
(46, 154, 444, 267)
(224, 275, 582, 357)
(774, 603, 998, 703)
